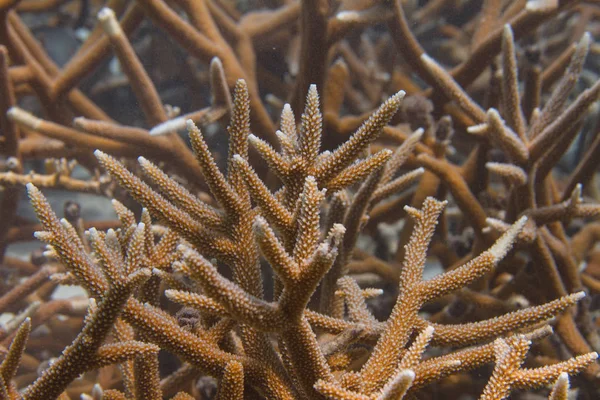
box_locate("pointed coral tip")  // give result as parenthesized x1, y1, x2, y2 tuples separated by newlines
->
(97, 7, 115, 21)
(412, 128, 424, 139)
(488, 215, 528, 261)
(93, 149, 106, 159)
(572, 291, 586, 301)
(185, 119, 197, 131)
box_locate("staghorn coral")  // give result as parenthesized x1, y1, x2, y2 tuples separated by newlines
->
(0, 0, 598, 399)
(4, 82, 597, 399)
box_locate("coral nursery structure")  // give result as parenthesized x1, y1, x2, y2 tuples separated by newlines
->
(0, 0, 599, 399)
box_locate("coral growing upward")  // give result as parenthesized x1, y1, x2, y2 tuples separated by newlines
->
(17, 83, 598, 399)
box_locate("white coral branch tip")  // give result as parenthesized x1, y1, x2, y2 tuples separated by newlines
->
(330, 223, 346, 239)
(335, 10, 360, 21)
(467, 123, 488, 136)
(570, 291, 586, 302)
(25, 182, 38, 193)
(526, 0, 558, 12)
(7, 107, 42, 130)
(488, 216, 528, 261)
(379, 369, 416, 399)
(149, 116, 186, 136)
(97, 8, 122, 37)
(185, 119, 198, 132)
(232, 154, 247, 165)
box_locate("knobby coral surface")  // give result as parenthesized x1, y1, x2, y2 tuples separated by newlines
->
(0, 1, 598, 400)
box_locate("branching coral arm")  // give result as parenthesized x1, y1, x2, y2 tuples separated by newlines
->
(548, 373, 569, 400)
(419, 216, 527, 302)
(226, 79, 251, 199)
(419, 292, 585, 347)
(234, 156, 293, 233)
(0, 318, 30, 397)
(137, 156, 223, 228)
(187, 120, 244, 216)
(95, 151, 229, 259)
(176, 246, 284, 331)
(316, 91, 404, 184)
(500, 25, 527, 140)
(217, 360, 245, 400)
(359, 198, 446, 394)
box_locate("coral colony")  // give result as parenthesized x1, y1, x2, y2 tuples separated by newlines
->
(0, 0, 599, 399)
